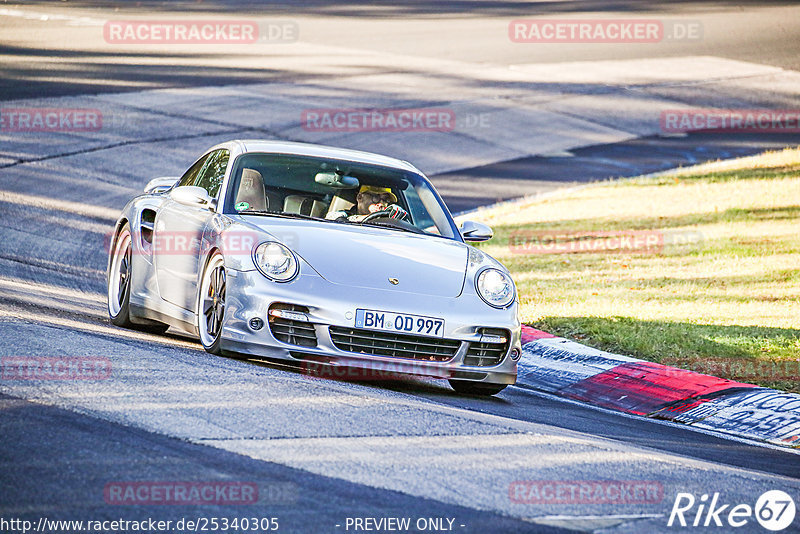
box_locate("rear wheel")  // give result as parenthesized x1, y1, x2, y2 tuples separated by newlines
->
(108, 223, 169, 334)
(448, 380, 507, 396)
(197, 251, 226, 355)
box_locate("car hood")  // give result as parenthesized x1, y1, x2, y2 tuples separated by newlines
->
(244, 218, 468, 297)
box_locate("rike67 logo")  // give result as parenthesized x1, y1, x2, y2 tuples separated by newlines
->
(668, 490, 796, 531)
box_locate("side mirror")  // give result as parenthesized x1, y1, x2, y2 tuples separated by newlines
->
(170, 186, 215, 211)
(460, 220, 493, 242)
(144, 176, 179, 194)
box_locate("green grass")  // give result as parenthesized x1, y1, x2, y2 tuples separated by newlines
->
(463, 147, 800, 392)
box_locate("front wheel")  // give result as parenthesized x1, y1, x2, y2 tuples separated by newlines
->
(108, 223, 135, 327)
(197, 251, 226, 355)
(448, 380, 507, 396)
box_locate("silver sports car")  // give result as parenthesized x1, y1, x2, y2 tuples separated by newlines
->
(107, 140, 521, 395)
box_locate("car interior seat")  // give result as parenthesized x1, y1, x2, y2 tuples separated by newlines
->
(235, 169, 267, 211)
(310, 200, 329, 218)
(283, 195, 315, 215)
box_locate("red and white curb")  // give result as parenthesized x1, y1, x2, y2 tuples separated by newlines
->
(518, 326, 800, 449)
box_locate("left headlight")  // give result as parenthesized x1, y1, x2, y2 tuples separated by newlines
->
(476, 268, 515, 308)
(253, 241, 298, 282)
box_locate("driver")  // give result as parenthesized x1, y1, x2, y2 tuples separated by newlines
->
(326, 185, 408, 222)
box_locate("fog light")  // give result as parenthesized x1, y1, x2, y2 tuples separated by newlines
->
(510, 347, 521, 361)
(249, 317, 264, 330)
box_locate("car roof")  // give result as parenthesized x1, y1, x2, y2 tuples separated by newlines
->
(231, 140, 422, 174)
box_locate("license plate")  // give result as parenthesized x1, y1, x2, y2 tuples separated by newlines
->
(355, 309, 445, 338)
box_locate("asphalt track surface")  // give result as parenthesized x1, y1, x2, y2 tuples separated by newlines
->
(1, 2, 800, 533)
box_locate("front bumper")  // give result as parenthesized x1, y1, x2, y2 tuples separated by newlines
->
(220, 268, 520, 385)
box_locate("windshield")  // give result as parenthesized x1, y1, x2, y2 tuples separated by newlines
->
(224, 153, 459, 239)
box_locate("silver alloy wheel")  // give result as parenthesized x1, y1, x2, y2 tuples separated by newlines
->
(198, 252, 226, 349)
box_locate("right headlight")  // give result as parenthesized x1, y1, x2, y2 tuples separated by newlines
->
(253, 241, 298, 282)
(476, 267, 515, 308)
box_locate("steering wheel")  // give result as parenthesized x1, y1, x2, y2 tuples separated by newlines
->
(360, 208, 409, 223)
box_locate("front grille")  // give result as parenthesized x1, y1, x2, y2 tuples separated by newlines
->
(268, 303, 317, 347)
(464, 328, 510, 367)
(329, 326, 460, 362)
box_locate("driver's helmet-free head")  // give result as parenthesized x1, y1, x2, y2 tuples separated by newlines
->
(358, 185, 397, 203)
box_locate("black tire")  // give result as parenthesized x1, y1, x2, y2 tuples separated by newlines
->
(108, 223, 169, 334)
(448, 380, 507, 396)
(197, 251, 226, 355)
(108, 223, 135, 328)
